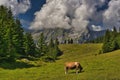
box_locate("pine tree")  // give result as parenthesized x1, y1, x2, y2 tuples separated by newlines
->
(23, 32, 36, 57)
(64, 40, 67, 44)
(0, 6, 36, 61)
(37, 33, 47, 56)
(0, 34, 7, 59)
(55, 38, 59, 45)
(14, 19, 24, 54)
(3, 8, 19, 61)
(115, 35, 120, 49)
(70, 38, 73, 44)
(49, 38, 54, 48)
(113, 26, 117, 33)
(68, 39, 71, 44)
(47, 38, 56, 60)
(112, 27, 118, 50)
(54, 38, 61, 56)
(0, 6, 8, 59)
(102, 30, 115, 53)
(47, 38, 61, 60)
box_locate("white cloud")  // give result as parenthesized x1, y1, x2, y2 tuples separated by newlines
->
(91, 25, 102, 31)
(0, 0, 7, 5)
(0, 0, 31, 15)
(103, 0, 120, 29)
(30, 0, 106, 33)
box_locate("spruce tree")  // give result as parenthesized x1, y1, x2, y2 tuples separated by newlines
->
(4, 8, 19, 60)
(0, 6, 35, 61)
(102, 30, 115, 53)
(23, 32, 36, 57)
(64, 40, 67, 44)
(115, 35, 120, 49)
(54, 38, 61, 56)
(55, 38, 59, 45)
(47, 38, 56, 60)
(37, 33, 47, 56)
(0, 6, 7, 59)
(0, 34, 7, 59)
(14, 19, 24, 54)
(70, 38, 73, 44)
(47, 38, 61, 60)
(49, 38, 54, 48)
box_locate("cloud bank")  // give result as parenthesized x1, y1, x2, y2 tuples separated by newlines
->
(30, 0, 120, 33)
(103, 0, 120, 30)
(0, 0, 31, 15)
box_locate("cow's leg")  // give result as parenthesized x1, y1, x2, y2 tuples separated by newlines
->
(79, 65, 83, 72)
(76, 69, 79, 74)
(65, 67, 68, 74)
(76, 66, 80, 74)
(80, 66, 83, 72)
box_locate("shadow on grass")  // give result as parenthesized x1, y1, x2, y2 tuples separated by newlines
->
(0, 61, 40, 70)
(69, 70, 84, 74)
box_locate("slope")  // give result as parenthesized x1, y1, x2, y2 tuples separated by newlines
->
(0, 44, 120, 80)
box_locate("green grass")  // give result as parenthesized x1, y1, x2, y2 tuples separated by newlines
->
(0, 43, 120, 80)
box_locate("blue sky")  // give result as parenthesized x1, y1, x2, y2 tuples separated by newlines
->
(18, 0, 46, 22)
(18, 0, 46, 29)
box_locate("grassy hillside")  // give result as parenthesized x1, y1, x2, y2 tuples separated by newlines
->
(0, 44, 120, 80)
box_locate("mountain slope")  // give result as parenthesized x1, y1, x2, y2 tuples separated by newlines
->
(32, 28, 106, 43)
(1, 44, 120, 80)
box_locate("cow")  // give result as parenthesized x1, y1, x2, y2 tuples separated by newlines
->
(64, 62, 83, 74)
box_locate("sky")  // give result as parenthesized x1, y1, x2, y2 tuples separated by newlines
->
(0, 0, 120, 33)
(18, 0, 46, 29)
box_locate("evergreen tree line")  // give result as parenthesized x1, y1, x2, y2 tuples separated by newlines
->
(64, 38, 74, 44)
(37, 33, 62, 62)
(85, 36, 104, 43)
(102, 27, 120, 53)
(85, 27, 120, 53)
(0, 6, 61, 62)
(0, 6, 36, 62)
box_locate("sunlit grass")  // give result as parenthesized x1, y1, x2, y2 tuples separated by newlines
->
(0, 43, 120, 80)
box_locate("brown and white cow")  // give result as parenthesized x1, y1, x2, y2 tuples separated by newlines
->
(64, 62, 83, 74)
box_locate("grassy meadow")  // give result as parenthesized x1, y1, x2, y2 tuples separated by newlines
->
(0, 44, 120, 80)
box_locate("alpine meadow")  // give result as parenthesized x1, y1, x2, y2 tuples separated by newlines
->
(0, 0, 120, 80)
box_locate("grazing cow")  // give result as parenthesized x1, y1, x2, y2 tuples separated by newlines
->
(64, 62, 83, 74)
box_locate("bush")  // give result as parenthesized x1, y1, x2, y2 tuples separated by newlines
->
(41, 56, 55, 62)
